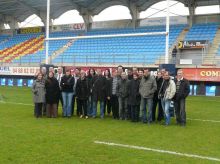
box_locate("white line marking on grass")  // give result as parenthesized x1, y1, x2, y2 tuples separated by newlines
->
(0, 101, 33, 106)
(187, 118, 220, 123)
(94, 141, 220, 162)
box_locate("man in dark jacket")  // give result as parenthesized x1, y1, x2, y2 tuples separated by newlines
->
(128, 73, 140, 122)
(76, 70, 89, 119)
(117, 72, 129, 120)
(174, 69, 190, 126)
(92, 68, 106, 118)
(60, 70, 75, 117)
(152, 71, 164, 122)
(139, 68, 157, 124)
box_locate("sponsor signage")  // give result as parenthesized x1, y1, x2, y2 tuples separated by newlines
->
(17, 27, 45, 34)
(178, 40, 208, 49)
(182, 68, 220, 82)
(0, 67, 40, 76)
(52, 23, 85, 32)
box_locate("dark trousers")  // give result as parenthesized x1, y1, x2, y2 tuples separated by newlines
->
(111, 95, 119, 119)
(152, 96, 163, 121)
(76, 98, 80, 116)
(131, 105, 139, 122)
(57, 92, 63, 109)
(46, 104, 58, 118)
(34, 103, 43, 118)
(72, 95, 76, 115)
(127, 105, 132, 120)
(175, 98, 186, 125)
(78, 99, 88, 116)
(104, 98, 112, 115)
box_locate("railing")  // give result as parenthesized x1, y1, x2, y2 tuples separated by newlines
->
(1, 52, 220, 67)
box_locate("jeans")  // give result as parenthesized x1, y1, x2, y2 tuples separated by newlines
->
(161, 98, 171, 125)
(141, 97, 153, 123)
(62, 92, 73, 117)
(131, 105, 139, 122)
(118, 97, 128, 120)
(87, 96, 93, 117)
(111, 95, 119, 119)
(78, 99, 87, 116)
(93, 101, 104, 118)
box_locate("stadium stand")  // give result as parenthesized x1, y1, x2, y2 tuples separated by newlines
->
(184, 23, 219, 43)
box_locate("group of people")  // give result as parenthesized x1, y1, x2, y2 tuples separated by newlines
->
(32, 65, 190, 126)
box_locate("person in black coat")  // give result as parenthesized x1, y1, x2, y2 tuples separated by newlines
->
(152, 71, 164, 122)
(76, 70, 90, 119)
(174, 69, 190, 126)
(87, 68, 96, 117)
(91, 68, 106, 118)
(104, 69, 112, 116)
(128, 73, 141, 122)
(60, 69, 75, 117)
(45, 71, 60, 118)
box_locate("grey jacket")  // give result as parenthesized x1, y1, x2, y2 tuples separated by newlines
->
(139, 75, 157, 99)
(32, 79, 46, 103)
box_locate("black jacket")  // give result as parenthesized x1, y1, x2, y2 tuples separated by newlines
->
(128, 79, 141, 105)
(45, 77, 60, 104)
(174, 78, 190, 100)
(60, 75, 75, 92)
(76, 78, 90, 100)
(92, 75, 106, 101)
(154, 77, 163, 99)
(117, 78, 129, 98)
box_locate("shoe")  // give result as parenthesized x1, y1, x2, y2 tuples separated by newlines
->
(80, 115, 83, 118)
(85, 116, 88, 119)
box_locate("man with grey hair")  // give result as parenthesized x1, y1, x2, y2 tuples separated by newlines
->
(174, 69, 190, 126)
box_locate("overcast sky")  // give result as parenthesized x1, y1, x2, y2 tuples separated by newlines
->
(17, 1, 220, 28)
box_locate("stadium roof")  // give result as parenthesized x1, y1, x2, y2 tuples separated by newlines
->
(0, 0, 219, 22)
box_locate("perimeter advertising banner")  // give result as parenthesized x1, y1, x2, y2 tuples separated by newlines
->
(182, 68, 220, 82)
(17, 27, 45, 34)
(0, 66, 40, 76)
(178, 40, 208, 49)
(52, 23, 85, 32)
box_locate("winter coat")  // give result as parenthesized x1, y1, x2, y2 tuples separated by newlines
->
(32, 79, 46, 103)
(105, 77, 113, 97)
(158, 79, 176, 100)
(60, 75, 75, 93)
(92, 75, 106, 101)
(76, 78, 90, 100)
(128, 79, 141, 105)
(174, 78, 190, 100)
(139, 75, 157, 99)
(117, 78, 129, 98)
(45, 77, 60, 104)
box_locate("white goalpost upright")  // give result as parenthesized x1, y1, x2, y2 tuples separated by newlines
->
(45, 0, 170, 65)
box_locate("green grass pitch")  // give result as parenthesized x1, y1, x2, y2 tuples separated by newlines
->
(0, 86, 220, 163)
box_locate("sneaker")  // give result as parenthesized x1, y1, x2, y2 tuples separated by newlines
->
(85, 116, 88, 119)
(80, 115, 83, 118)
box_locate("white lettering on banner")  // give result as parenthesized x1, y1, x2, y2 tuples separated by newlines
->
(0, 67, 40, 76)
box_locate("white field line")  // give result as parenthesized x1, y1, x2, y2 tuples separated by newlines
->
(187, 118, 220, 123)
(0, 101, 33, 106)
(94, 141, 220, 162)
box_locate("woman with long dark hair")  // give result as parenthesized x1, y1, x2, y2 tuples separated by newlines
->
(87, 68, 96, 117)
(104, 69, 112, 116)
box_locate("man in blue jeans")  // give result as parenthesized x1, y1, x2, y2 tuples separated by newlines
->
(92, 69, 106, 118)
(158, 71, 176, 125)
(139, 69, 157, 124)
